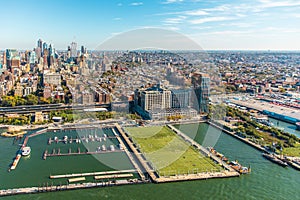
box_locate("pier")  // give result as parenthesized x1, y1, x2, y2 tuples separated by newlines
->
(47, 135, 116, 145)
(9, 132, 32, 171)
(50, 169, 137, 179)
(43, 149, 123, 159)
(0, 179, 145, 197)
(94, 173, 134, 180)
(112, 126, 147, 181)
(167, 125, 238, 173)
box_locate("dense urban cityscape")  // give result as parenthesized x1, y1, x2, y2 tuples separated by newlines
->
(1, 0, 300, 200)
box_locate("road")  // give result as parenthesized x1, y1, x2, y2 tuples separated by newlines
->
(0, 103, 111, 114)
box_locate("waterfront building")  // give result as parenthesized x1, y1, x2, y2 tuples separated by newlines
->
(140, 84, 171, 111)
(192, 73, 210, 113)
(134, 84, 196, 120)
(171, 89, 191, 109)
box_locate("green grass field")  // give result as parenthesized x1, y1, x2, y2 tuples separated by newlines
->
(283, 143, 300, 157)
(125, 126, 222, 176)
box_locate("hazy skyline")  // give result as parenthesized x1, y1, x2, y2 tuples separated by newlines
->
(1, 0, 300, 50)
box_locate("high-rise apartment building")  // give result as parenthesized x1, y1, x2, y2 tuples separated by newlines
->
(70, 42, 77, 58)
(6, 49, 20, 69)
(191, 73, 210, 113)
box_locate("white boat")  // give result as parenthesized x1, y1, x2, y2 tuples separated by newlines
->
(21, 146, 31, 156)
(63, 136, 68, 144)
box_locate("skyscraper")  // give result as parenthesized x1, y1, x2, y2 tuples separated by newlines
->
(191, 73, 210, 113)
(70, 42, 77, 58)
(29, 51, 36, 64)
(81, 45, 85, 55)
(37, 39, 43, 49)
(42, 42, 48, 56)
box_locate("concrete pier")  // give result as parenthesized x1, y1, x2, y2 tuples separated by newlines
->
(112, 126, 146, 180)
(50, 169, 137, 179)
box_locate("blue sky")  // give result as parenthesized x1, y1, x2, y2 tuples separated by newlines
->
(1, 0, 300, 50)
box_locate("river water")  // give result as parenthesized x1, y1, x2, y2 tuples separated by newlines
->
(1, 123, 300, 200)
(268, 117, 300, 138)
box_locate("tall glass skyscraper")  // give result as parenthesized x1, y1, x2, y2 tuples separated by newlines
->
(191, 73, 210, 113)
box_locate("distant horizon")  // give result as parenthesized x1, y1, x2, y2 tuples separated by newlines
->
(1, 48, 300, 52)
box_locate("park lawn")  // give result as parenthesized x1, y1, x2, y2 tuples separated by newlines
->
(159, 147, 222, 176)
(283, 143, 300, 157)
(125, 126, 176, 153)
(126, 126, 223, 176)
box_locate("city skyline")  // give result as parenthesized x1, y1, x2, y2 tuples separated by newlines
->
(1, 0, 300, 50)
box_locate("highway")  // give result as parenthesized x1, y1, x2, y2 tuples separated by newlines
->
(0, 103, 111, 114)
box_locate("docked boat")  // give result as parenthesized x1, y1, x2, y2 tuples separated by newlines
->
(63, 136, 68, 143)
(21, 146, 31, 156)
(207, 147, 229, 162)
(229, 161, 251, 174)
(296, 122, 300, 131)
(262, 153, 288, 167)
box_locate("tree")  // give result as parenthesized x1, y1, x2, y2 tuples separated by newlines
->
(26, 94, 38, 105)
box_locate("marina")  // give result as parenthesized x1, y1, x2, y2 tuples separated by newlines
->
(0, 122, 300, 199)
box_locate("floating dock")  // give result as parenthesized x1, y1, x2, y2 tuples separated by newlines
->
(68, 177, 86, 183)
(9, 154, 21, 171)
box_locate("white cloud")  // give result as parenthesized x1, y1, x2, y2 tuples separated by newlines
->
(220, 22, 255, 28)
(117, 3, 122, 6)
(203, 5, 231, 12)
(164, 16, 187, 24)
(184, 10, 209, 16)
(258, 0, 300, 8)
(130, 2, 143, 6)
(162, 0, 184, 4)
(189, 17, 235, 24)
(113, 18, 122, 21)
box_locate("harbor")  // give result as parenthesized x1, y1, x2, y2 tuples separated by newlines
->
(1, 122, 300, 199)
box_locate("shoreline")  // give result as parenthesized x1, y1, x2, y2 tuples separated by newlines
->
(1, 121, 244, 197)
(208, 120, 300, 171)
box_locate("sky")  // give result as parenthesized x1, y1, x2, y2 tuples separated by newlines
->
(1, 0, 300, 50)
